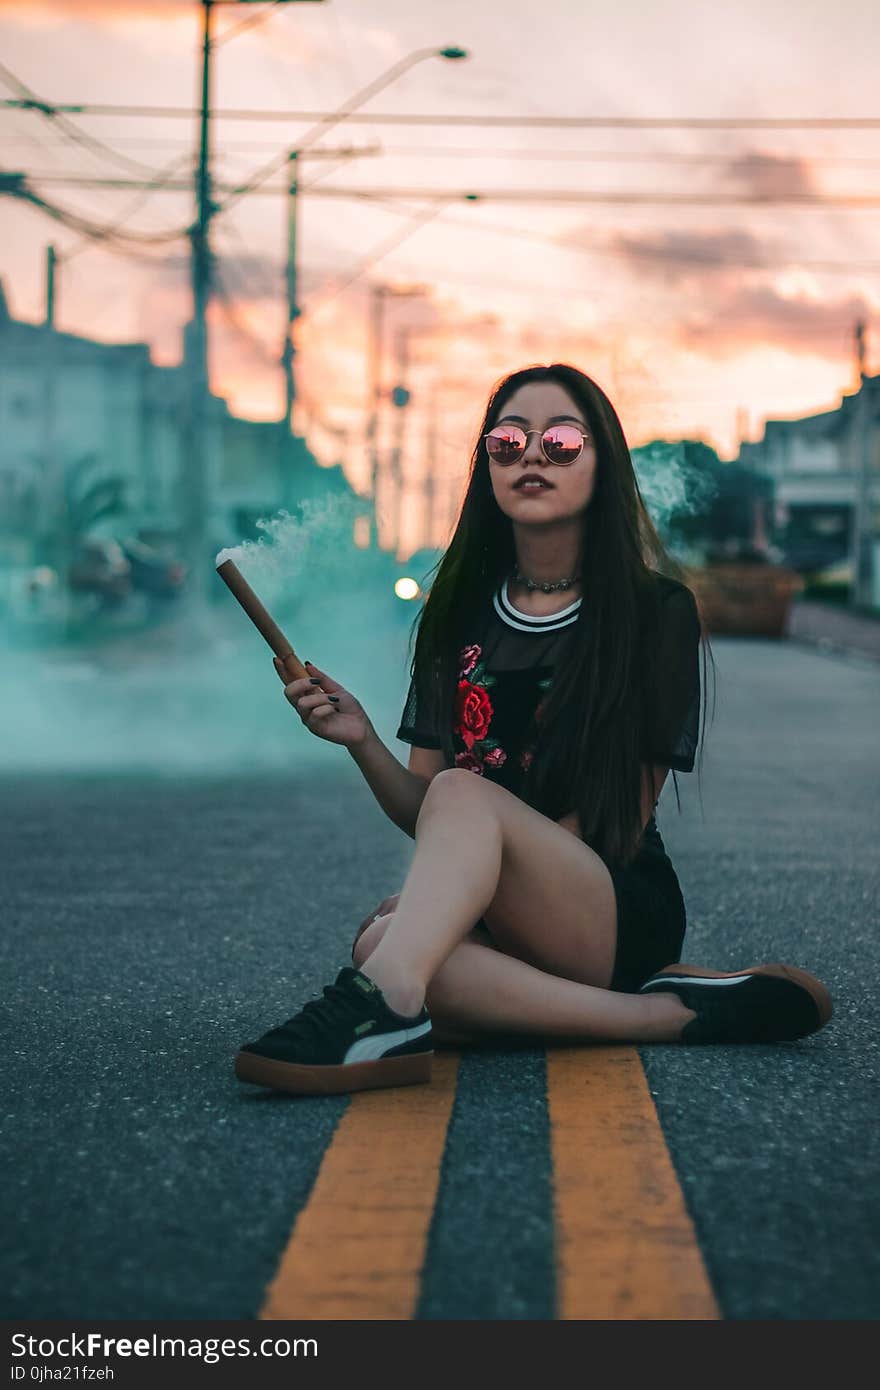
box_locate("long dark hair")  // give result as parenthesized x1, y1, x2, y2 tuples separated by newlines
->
(404, 363, 716, 867)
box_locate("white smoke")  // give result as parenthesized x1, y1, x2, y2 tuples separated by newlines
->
(632, 440, 719, 533)
(2, 497, 418, 775)
(215, 494, 367, 608)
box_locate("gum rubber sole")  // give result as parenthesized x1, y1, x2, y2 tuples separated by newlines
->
(234, 1048, 433, 1096)
(646, 962, 833, 1030)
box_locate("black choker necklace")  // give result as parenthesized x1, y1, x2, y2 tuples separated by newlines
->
(512, 568, 581, 594)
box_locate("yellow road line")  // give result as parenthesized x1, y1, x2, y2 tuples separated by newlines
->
(547, 1045, 720, 1319)
(259, 1051, 460, 1320)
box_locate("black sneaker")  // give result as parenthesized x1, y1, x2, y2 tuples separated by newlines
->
(639, 962, 833, 1044)
(234, 966, 433, 1095)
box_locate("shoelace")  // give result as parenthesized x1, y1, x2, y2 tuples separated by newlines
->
(276, 979, 373, 1047)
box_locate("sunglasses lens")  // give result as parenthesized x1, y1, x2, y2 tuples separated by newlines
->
(485, 426, 525, 463)
(543, 425, 584, 463)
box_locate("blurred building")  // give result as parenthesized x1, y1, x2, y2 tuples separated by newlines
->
(0, 278, 372, 582)
(736, 374, 880, 573)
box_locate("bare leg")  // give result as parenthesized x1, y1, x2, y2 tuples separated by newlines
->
(361, 771, 618, 1010)
(359, 778, 507, 1015)
(354, 917, 695, 1044)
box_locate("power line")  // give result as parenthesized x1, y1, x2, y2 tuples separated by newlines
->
(208, 221, 880, 318)
(254, 184, 880, 208)
(9, 169, 880, 279)
(209, 58, 429, 218)
(303, 200, 454, 318)
(16, 150, 376, 196)
(60, 153, 194, 262)
(0, 62, 172, 180)
(15, 171, 880, 210)
(0, 170, 189, 248)
(10, 171, 312, 195)
(4, 100, 880, 129)
(370, 148, 880, 169)
(374, 197, 880, 273)
(277, 193, 880, 320)
(8, 130, 880, 170)
(211, 0, 287, 49)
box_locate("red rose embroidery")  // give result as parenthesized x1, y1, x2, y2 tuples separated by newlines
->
(455, 679, 493, 751)
(483, 747, 507, 768)
(454, 751, 484, 774)
(458, 643, 481, 679)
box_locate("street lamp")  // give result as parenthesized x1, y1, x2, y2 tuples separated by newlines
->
(289, 46, 469, 159)
(366, 284, 429, 552)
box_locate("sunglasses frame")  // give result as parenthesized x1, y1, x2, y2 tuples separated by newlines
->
(482, 424, 592, 466)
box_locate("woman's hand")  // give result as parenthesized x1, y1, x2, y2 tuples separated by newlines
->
(273, 658, 372, 749)
(352, 892, 401, 955)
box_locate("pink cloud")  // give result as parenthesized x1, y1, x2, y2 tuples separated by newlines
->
(599, 226, 787, 285)
(676, 282, 870, 360)
(721, 150, 818, 200)
(561, 148, 826, 288)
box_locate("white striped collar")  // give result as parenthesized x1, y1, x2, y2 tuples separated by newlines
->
(492, 576, 582, 633)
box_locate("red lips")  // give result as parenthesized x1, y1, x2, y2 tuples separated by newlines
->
(513, 473, 554, 489)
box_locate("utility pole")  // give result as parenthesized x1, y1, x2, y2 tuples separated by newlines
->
(278, 142, 369, 511)
(389, 329, 411, 561)
(279, 147, 300, 511)
(423, 382, 438, 552)
(40, 242, 62, 616)
(365, 284, 388, 550)
(183, 1, 328, 613)
(178, 15, 455, 598)
(365, 283, 427, 552)
(180, 0, 214, 616)
(279, 142, 372, 510)
(850, 319, 876, 609)
(45, 244, 56, 327)
(175, 25, 459, 575)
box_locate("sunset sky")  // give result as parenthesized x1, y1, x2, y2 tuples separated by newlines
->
(1, 0, 877, 552)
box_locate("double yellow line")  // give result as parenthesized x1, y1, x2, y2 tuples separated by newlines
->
(260, 1047, 719, 1321)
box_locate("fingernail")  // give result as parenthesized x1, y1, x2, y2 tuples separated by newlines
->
(309, 678, 321, 684)
(328, 695, 340, 703)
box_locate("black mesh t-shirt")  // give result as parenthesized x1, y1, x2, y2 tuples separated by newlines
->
(395, 572, 701, 868)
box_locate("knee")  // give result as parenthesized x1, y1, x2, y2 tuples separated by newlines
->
(416, 766, 486, 829)
(352, 912, 394, 968)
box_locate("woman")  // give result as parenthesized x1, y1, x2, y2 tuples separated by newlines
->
(235, 364, 832, 1096)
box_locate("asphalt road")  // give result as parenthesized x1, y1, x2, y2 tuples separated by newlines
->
(2, 634, 878, 1320)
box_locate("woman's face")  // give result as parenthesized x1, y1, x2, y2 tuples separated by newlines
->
(486, 380, 597, 523)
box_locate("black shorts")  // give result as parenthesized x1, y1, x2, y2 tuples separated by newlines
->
(471, 849, 687, 995)
(605, 851, 687, 993)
